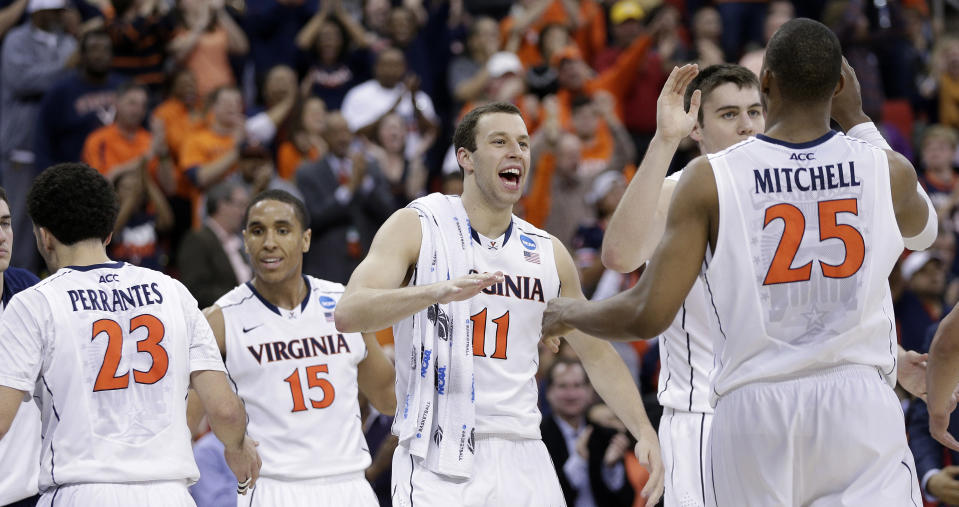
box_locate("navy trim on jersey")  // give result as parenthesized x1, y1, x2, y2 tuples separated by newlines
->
(699, 413, 707, 505)
(409, 454, 415, 507)
(41, 375, 60, 487)
(755, 130, 837, 150)
(243, 275, 311, 316)
(881, 304, 897, 377)
(64, 261, 124, 272)
(470, 220, 513, 246)
(685, 305, 694, 412)
(901, 461, 919, 507)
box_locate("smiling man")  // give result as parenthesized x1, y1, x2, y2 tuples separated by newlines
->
(198, 189, 396, 506)
(336, 102, 664, 507)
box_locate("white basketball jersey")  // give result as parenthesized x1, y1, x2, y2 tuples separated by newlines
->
(657, 170, 716, 414)
(217, 276, 371, 480)
(704, 132, 902, 400)
(0, 262, 225, 491)
(0, 303, 41, 505)
(394, 218, 561, 439)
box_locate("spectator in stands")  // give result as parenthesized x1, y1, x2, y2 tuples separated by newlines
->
(524, 22, 568, 98)
(190, 431, 235, 507)
(739, 1, 793, 77)
(110, 159, 174, 271)
(152, 68, 202, 166)
(826, 0, 885, 121)
(896, 251, 948, 353)
(252, 63, 298, 148)
(366, 111, 428, 208)
(296, 0, 372, 110)
(295, 111, 395, 284)
(178, 85, 245, 229)
(935, 36, 959, 128)
(918, 125, 959, 217)
(542, 358, 635, 507)
(169, 0, 248, 101)
(715, 0, 768, 62)
(341, 47, 439, 153)
(0, 0, 27, 43)
(276, 96, 327, 181)
(502, 0, 606, 69)
(0, 0, 76, 274)
(572, 170, 628, 299)
(177, 180, 250, 307)
(105, 0, 176, 95)
(527, 92, 635, 236)
(83, 82, 175, 194)
(448, 15, 499, 108)
(232, 143, 302, 201)
(690, 6, 724, 67)
(243, 0, 312, 87)
(34, 28, 123, 171)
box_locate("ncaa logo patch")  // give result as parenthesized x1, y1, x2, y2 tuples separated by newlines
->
(520, 234, 536, 250)
(319, 295, 336, 309)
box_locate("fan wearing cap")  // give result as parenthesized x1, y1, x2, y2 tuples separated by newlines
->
(0, 0, 76, 274)
(897, 251, 948, 353)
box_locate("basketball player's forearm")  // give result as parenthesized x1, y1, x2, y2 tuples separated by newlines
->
(335, 284, 443, 333)
(601, 134, 679, 272)
(572, 334, 656, 438)
(562, 291, 658, 340)
(928, 311, 959, 413)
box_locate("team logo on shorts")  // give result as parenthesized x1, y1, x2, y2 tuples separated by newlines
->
(319, 295, 337, 309)
(427, 304, 452, 340)
(520, 234, 537, 250)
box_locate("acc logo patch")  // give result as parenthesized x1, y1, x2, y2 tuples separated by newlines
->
(319, 295, 337, 309)
(520, 234, 537, 250)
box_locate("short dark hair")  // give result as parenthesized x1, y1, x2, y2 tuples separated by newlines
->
(28, 163, 118, 245)
(206, 180, 241, 217)
(684, 64, 760, 124)
(244, 189, 310, 230)
(453, 102, 523, 154)
(763, 18, 842, 105)
(80, 28, 110, 54)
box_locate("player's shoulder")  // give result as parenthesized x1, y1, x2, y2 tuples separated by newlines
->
(706, 135, 760, 161)
(215, 282, 256, 311)
(308, 275, 346, 295)
(512, 216, 553, 247)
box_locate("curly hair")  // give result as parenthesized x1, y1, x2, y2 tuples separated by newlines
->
(764, 18, 842, 105)
(27, 163, 118, 245)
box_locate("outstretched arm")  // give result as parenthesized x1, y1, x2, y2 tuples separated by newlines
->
(928, 305, 959, 451)
(335, 208, 502, 333)
(543, 156, 715, 341)
(602, 64, 701, 272)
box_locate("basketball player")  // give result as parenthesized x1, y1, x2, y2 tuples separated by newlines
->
(543, 18, 935, 505)
(199, 189, 396, 505)
(336, 102, 664, 506)
(602, 62, 932, 506)
(0, 163, 260, 506)
(0, 186, 42, 507)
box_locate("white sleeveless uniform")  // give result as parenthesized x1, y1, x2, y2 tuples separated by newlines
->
(701, 132, 920, 506)
(0, 262, 224, 506)
(657, 170, 717, 507)
(392, 218, 567, 507)
(0, 303, 41, 506)
(216, 276, 377, 506)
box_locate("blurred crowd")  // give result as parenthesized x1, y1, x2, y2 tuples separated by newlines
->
(1, 0, 959, 505)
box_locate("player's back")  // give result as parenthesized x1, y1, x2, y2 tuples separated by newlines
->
(2, 262, 220, 489)
(217, 276, 371, 480)
(704, 132, 902, 399)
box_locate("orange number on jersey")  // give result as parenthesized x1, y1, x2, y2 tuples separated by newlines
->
(92, 314, 169, 392)
(92, 319, 128, 391)
(818, 199, 865, 278)
(284, 364, 336, 413)
(471, 309, 510, 359)
(762, 199, 865, 285)
(763, 203, 812, 285)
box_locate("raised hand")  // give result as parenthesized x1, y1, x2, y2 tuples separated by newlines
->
(656, 63, 701, 143)
(830, 57, 871, 131)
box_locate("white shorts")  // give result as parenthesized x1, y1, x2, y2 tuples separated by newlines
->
(391, 435, 566, 507)
(706, 364, 922, 506)
(659, 408, 712, 507)
(239, 473, 377, 507)
(37, 480, 195, 506)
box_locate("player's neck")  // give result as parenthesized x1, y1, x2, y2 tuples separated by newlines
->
(461, 187, 513, 239)
(251, 274, 307, 311)
(762, 105, 832, 145)
(52, 240, 112, 271)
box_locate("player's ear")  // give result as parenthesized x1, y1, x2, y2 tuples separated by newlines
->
(456, 147, 474, 175)
(833, 71, 845, 98)
(760, 68, 772, 96)
(690, 122, 704, 143)
(301, 228, 311, 253)
(103, 232, 113, 248)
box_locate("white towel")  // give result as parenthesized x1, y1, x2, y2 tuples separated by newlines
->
(398, 193, 477, 478)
